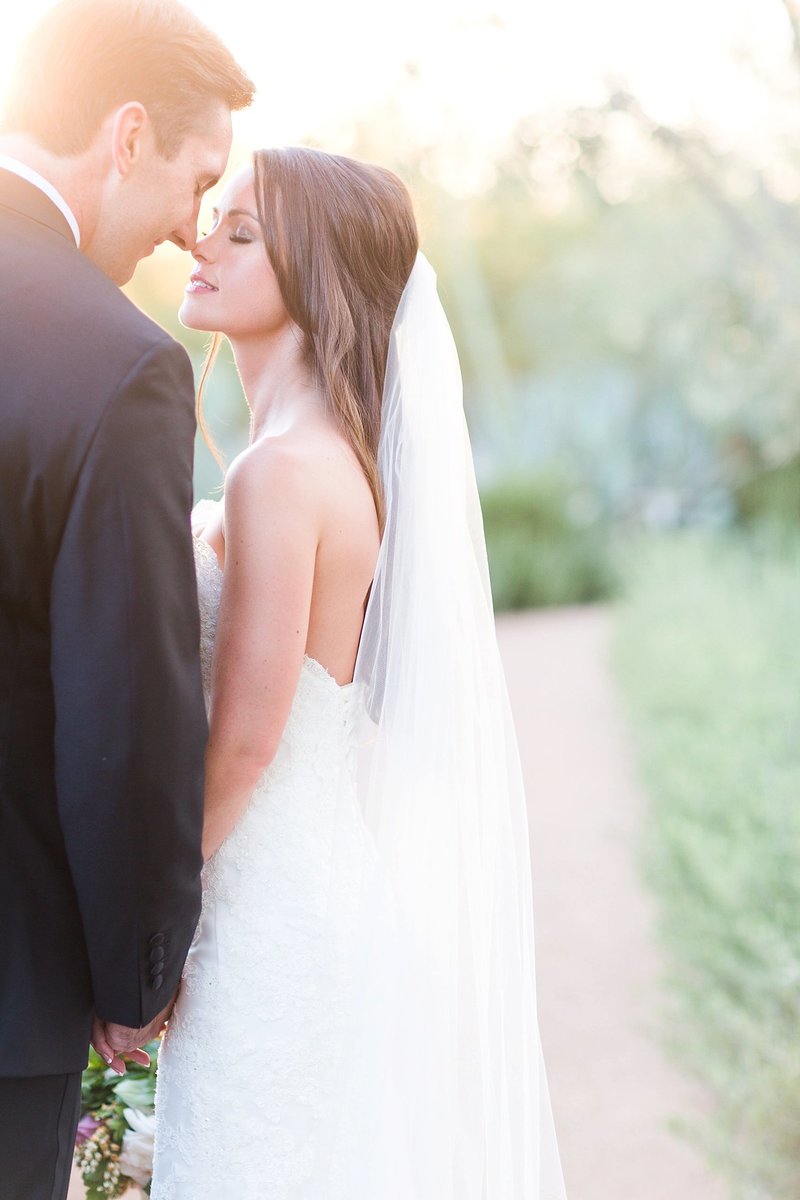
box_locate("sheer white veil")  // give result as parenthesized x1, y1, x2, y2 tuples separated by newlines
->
(325, 251, 566, 1198)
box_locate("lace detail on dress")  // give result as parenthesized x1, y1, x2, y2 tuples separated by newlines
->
(151, 517, 376, 1199)
(192, 535, 222, 707)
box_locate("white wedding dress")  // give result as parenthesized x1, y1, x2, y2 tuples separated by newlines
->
(151, 528, 391, 1199)
(152, 253, 567, 1199)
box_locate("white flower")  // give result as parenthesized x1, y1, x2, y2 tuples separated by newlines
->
(118, 1109, 156, 1187)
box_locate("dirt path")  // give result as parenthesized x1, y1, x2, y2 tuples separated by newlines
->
(70, 604, 725, 1200)
(497, 605, 726, 1199)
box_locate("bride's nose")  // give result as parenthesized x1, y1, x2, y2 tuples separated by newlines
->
(192, 232, 214, 263)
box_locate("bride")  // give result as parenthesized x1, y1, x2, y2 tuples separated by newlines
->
(150, 147, 566, 1199)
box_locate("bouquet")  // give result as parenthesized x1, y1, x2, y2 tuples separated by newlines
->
(74, 1041, 160, 1198)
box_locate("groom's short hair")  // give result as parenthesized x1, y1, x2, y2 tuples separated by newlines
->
(1, 0, 255, 159)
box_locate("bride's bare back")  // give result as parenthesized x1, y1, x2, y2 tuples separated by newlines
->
(203, 423, 379, 682)
(197, 416, 379, 860)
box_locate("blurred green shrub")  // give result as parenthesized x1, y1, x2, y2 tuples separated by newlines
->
(479, 473, 617, 611)
(613, 532, 800, 1199)
(734, 459, 800, 528)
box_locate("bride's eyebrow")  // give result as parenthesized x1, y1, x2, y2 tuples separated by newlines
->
(211, 206, 260, 221)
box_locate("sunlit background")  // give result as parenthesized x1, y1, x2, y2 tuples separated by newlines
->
(6, 4, 800, 1198)
(6, 0, 795, 519)
(4, 0, 798, 510)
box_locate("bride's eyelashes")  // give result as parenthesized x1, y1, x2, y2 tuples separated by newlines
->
(199, 223, 254, 244)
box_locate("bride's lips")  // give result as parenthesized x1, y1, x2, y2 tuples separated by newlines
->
(186, 271, 219, 294)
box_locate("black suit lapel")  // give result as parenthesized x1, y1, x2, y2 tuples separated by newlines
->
(0, 168, 76, 245)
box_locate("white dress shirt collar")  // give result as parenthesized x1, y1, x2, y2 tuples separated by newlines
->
(0, 154, 81, 247)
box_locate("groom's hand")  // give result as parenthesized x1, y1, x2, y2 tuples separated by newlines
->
(91, 1015, 149, 1075)
(91, 998, 175, 1074)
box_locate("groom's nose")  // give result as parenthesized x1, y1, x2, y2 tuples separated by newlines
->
(169, 221, 199, 253)
(168, 202, 201, 254)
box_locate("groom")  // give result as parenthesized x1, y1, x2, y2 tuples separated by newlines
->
(0, 1, 253, 1196)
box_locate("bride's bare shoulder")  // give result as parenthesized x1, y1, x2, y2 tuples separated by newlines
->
(226, 427, 368, 509)
(221, 429, 372, 550)
(226, 434, 307, 486)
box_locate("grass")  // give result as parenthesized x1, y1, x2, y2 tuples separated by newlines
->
(612, 530, 800, 1198)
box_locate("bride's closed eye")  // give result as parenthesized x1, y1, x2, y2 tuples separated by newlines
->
(199, 223, 254, 243)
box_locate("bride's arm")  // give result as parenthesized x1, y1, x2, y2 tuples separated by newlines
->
(201, 440, 320, 861)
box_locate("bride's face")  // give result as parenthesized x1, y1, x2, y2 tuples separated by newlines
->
(180, 166, 289, 341)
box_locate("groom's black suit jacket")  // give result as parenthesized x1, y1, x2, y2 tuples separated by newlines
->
(0, 169, 208, 1076)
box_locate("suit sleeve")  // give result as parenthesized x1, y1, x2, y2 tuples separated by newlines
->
(50, 338, 208, 1028)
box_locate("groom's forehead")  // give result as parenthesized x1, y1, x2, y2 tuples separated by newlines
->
(184, 104, 233, 173)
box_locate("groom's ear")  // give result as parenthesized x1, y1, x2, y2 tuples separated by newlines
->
(109, 102, 150, 178)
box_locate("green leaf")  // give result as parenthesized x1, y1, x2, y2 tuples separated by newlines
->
(114, 1076, 155, 1110)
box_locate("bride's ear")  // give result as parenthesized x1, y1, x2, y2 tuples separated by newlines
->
(109, 102, 150, 178)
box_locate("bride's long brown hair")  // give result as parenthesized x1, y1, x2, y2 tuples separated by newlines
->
(198, 148, 419, 526)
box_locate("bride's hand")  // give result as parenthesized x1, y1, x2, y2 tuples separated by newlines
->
(191, 497, 220, 538)
(90, 1013, 151, 1075)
